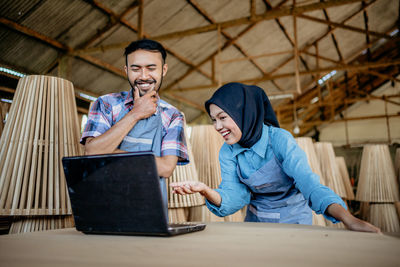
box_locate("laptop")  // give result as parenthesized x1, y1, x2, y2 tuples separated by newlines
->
(62, 151, 206, 236)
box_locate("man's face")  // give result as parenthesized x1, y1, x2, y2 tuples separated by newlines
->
(124, 49, 168, 96)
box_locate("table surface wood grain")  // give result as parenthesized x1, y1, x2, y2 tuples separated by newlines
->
(0, 222, 399, 267)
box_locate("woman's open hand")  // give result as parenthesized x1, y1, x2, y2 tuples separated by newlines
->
(170, 181, 207, 195)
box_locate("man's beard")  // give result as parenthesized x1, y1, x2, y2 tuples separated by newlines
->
(128, 70, 164, 97)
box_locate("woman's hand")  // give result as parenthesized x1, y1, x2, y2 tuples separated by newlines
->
(343, 216, 382, 233)
(170, 181, 222, 206)
(327, 203, 381, 233)
(170, 181, 208, 195)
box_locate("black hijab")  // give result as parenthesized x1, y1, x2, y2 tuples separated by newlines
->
(205, 82, 280, 148)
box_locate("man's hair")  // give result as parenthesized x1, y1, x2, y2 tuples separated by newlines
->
(124, 39, 167, 66)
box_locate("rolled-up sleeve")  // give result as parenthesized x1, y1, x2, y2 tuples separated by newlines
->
(161, 111, 189, 165)
(80, 97, 112, 145)
(206, 144, 251, 217)
(273, 129, 346, 223)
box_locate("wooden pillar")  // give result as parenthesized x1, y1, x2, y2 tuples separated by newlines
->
(293, 1, 301, 94)
(137, 0, 144, 39)
(57, 55, 71, 80)
(217, 25, 222, 87)
(384, 96, 391, 143)
(344, 100, 349, 146)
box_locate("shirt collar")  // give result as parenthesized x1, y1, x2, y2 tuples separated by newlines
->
(230, 124, 269, 158)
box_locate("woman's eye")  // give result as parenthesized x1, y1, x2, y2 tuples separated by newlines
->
(220, 116, 226, 120)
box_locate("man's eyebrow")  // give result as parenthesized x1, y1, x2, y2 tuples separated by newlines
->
(129, 64, 157, 68)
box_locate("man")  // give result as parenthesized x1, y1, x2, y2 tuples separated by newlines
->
(80, 39, 189, 209)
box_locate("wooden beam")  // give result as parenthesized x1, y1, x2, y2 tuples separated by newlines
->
(293, 5, 301, 94)
(187, 0, 266, 77)
(137, 0, 144, 39)
(78, 1, 139, 49)
(151, 0, 365, 40)
(0, 17, 128, 79)
(299, 14, 392, 40)
(173, 60, 400, 91)
(321, 9, 344, 62)
(360, 70, 400, 83)
(164, 92, 206, 112)
(88, 1, 213, 82)
(0, 86, 15, 94)
(163, 23, 259, 92)
(72, 53, 125, 78)
(220, 50, 293, 63)
(0, 17, 70, 51)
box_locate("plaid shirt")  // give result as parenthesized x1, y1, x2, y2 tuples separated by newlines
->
(81, 90, 189, 164)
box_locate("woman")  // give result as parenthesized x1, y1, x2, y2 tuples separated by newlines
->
(171, 82, 380, 233)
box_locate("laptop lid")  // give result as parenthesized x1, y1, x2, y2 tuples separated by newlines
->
(62, 152, 170, 235)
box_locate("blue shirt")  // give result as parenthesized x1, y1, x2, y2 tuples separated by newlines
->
(206, 124, 346, 222)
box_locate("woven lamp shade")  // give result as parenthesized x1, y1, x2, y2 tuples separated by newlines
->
(395, 148, 400, 182)
(167, 125, 205, 209)
(9, 215, 75, 234)
(0, 101, 11, 137)
(314, 142, 347, 198)
(296, 137, 325, 185)
(295, 137, 328, 226)
(0, 75, 83, 216)
(189, 125, 244, 222)
(190, 125, 224, 189)
(335, 157, 355, 200)
(368, 204, 400, 233)
(356, 145, 399, 202)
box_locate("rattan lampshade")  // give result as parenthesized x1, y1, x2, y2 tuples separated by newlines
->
(335, 157, 355, 200)
(0, 75, 83, 216)
(356, 145, 399, 202)
(167, 125, 205, 209)
(314, 142, 347, 198)
(189, 125, 244, 222)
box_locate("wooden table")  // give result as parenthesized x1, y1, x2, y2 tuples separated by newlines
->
(0, 222, 399, 267)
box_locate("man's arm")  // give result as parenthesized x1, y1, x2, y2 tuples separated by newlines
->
(155, 155, 178, 178)
(84, 90, 158, 155)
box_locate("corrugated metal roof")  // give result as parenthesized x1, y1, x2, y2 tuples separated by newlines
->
(0, 0, 398, 126)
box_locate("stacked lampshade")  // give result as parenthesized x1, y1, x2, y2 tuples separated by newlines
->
(167, 123, 205, 223)
(335, 157, 355, 201)
(356, 145, 400, 232)
(296, 137, 326, 226)
(0, 101, 11, 137)
(314, 142, 349, 229)
(0, 75, 83, 233)
(189, 125, 245, 222)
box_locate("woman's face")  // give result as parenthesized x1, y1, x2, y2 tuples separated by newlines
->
(209, 104, 242, 145)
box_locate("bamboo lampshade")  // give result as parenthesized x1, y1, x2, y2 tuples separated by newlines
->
(190, 125, 224, 189)
(168, 208, 189, 223)
(368, 203, 400, 233)
(314, 142, 347, 198)
(356, 145, 399, 202)
(335, 157, 355, 200)
(167, 125, 205, 209)
(9, 215, 75, 234)
(189, 125, 244, 222)
(0, 75, 83, 216)
(296, 137, 325, 184)
(295, 137, 328, 226)
(0, 101, 11, 137)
